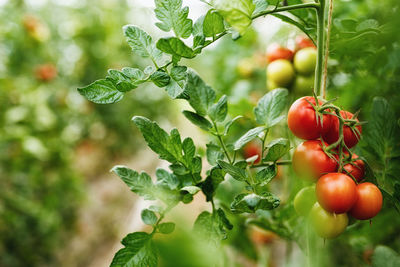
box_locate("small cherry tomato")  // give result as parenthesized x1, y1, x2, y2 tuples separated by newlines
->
(266, 43, 294, 63)
(316, 173, 358, 214)
(294, 47, 317, 75)
(266, 59, 295, 87)
(292, 140, 338, 181)
(294, 185, 316, 216)
(250, 227, 278, 245)
(342, 153, 365, 182)
(295, 35, 316, 50)
(243, 141, 262, 164)
(350, 182, 382, 220)
(309, 203, 348, 239)
(323, 110, 362, 148)
(35, 64, 57, 81)
(287, 96, 334, 140)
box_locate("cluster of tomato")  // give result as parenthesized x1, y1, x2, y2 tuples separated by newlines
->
(288, 96, 383, 239)
(266, 36, 316, 93)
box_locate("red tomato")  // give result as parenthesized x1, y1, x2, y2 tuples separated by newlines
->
(295, 35, 316, 50)
(288, 96, 334, 140)
(342, 153, 365, 182)
(250, 227, 278, 245)
(350, 182, 382, 220)
(292, 140, 337, 181)
(243, 141, 262, 164)
(316, 173, 357, 214)
(323, 110, 362, 148)
(266, 43, 294, 63)
(35, 64, 57, 81)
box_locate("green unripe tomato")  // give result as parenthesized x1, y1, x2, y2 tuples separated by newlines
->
(309, 203, 348, 239)
(293, 75, 314, 94)
(266, 59, 295, 87)
(294, 48, 317, 75)
(267, 79, 279, 91)
(294, 185, 316, 216)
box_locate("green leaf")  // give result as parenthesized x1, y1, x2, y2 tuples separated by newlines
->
(154, 0, 193, 39)
(217, 160, 247, 181)
(223, 115, 243, 135)
(193, 211, 227, 245)
(263, 138, 290, 162)
(156, 37, 196, 61)
(155, 168, 179, 190)
(107, 69, 137, 92)
(123, 25, 163, 64)
(122, 67, 146, 84)
(372, 245, 400, 267)
(192, 15, 205, 36)
(132, 116, 182, 163)
(209, 95, 228, 122)
(181, 186, 201, 195)
(234, 126, 265, 150)
(201, 167, 225, 201)
(183, 69, 216, 116)
(203, 9, 225, 38)
(144, 66, 156, 75)
(213, 0, 255, 35)
(255, 164, 277, 185)
(165, 66, 187, 99)
(158, 222, 175, 234)
(217, 208, 233, 230)
(182, 110, 213, 131)
(206, 143, 224, 165)
(150, 71, 170, 87)
(230, 193, 280, 213)
(111, 166, 154, 200)
(254, 88, 288, 127)
(141, 209, 158, 225)
(110, 232, 157, 267)
(272, 13, 316, 42)
(77, 79, 124, 104)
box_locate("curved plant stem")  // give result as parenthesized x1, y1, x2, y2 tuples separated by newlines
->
(251, 3, 320, 19)
(314, 0, 326, 97)
(322, 0, 334, 98)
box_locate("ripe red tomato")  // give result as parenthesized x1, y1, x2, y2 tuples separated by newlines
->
(266, 43, 294, 63)
(323, 110, 362, 148)
(295, 35, 316, 50)
(316, 173, 357, 214)
(310, 203, 348, 239)
(288, 96, 333, 140)
(292, 140, 337, 180)
(243, 141, 262, 164)
(35, 64, 57, 81)
(342, 153, 365, 182)
(350, 182, 382, 220)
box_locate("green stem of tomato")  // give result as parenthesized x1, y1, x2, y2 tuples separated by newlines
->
(314, 0, 326, 98)
(251, 3, 320, 19)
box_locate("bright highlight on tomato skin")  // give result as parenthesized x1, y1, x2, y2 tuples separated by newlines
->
(316, 173, 358, 214)
(292, 140, 337, 181)
(350, 182, 383, 220)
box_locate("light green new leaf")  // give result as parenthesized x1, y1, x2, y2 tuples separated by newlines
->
(78, 79, 124, 104)
(212, 0, 255, 35)
(209, 95, 228, 122)
(156, 37, 197, 60)
(110, 232, 157, 267)
(111, 166, 154, 200)
(254, 88, 288, 127)
(203, 9, 225, 38)
(155, 0, 193, 38)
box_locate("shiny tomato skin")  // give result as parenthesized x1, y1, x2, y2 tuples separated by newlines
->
(342, 153, 365, 182)
(294, 185, 316, 216)
(267, 59, 295, 87)
(295, 35, 316, 50)
(293, 47, 317, 75)
(292, 140, 338, 181)
(288, 96, 333, 140)
(243, 141, 262, 164)
(350, 182, 383, 220)
(266, 43, 294, 63)
(316, 173, 357, 214)
(310, 203, 348, 239)
(323, 110, 362, 148)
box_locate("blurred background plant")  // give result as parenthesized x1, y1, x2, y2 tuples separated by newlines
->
(0, 0, 399, 266)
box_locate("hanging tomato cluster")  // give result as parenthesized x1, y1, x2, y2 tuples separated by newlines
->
(266, 36, 316, 94)
(289, 96, 383, 239)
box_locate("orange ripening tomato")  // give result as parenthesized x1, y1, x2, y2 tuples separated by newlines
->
(35, 64, 57, 81)
(292, 140, 338, 181)
(295, 35, 316, 50)
(350, 182, 383, 220)
(266, 43, 294, 63)
(316, 173, 358, 214)
(250, 227, 278, 245)
(243, 141, 262, 164)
